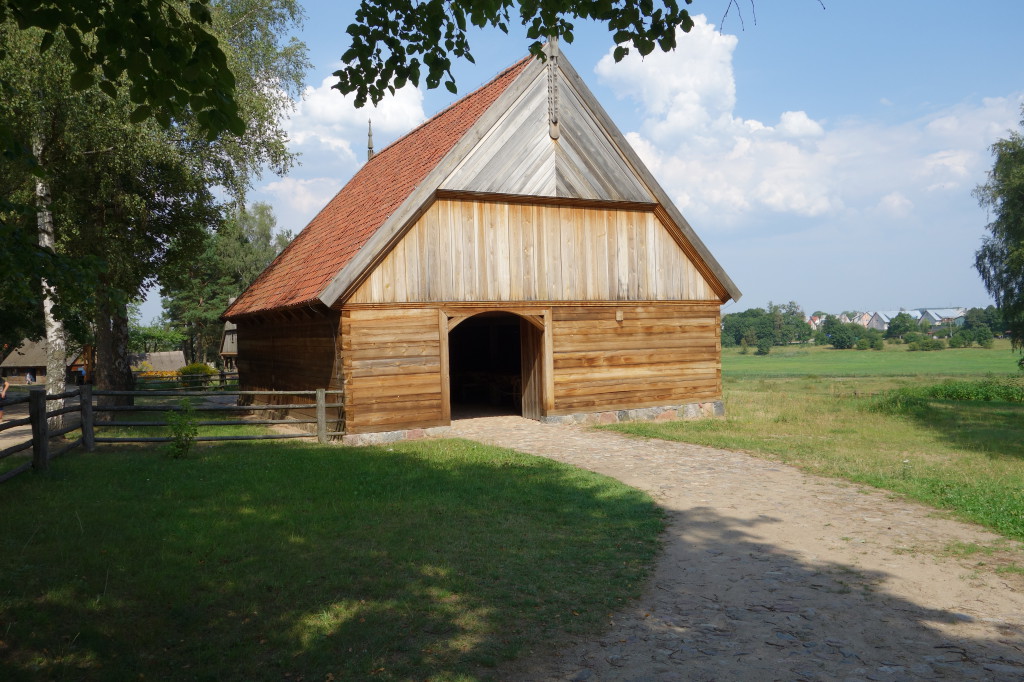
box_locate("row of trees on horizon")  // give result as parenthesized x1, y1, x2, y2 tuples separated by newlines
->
(723, 302, 1005, 356)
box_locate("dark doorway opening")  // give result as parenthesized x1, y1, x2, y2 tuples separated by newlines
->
(449, 313, 523, 418)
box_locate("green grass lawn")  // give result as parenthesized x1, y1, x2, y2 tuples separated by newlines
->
(723, 338, 1019, 378)
(607, 340, 1024, 545)
(0, 439, 663, 681)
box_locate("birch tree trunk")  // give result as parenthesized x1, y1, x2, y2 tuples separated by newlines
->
(33, 137, 65, 430)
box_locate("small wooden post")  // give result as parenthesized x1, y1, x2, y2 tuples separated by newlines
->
(29, 387, 49, 471)
(79, 385, 95, 452)
(316, 388, 327, 444)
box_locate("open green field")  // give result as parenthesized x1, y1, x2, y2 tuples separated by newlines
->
(723, 338, 1019, 378)
(0, 439, 662, 681)
(608, 340, 1024, 546)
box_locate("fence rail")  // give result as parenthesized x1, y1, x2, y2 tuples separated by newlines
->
(0, 385, 344, 483)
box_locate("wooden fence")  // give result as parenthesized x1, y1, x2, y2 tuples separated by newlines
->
(0, 388, 84, 483)
(0, 385, 344, 483)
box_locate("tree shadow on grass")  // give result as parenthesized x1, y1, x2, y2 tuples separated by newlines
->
(908, 400, 1024, 461)
(0, 438, 662, 681)
(497, 504, 1024, 680)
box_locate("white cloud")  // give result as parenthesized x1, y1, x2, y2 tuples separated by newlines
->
(593, 16, 1024, 233)
(596, 15, 738, 125)
(777, 111, 824, 138)
(285, 70, 426, 160)
(261, 177, 342, 227)
(253, 70, 430, 233)
(877, 191, 913, 217)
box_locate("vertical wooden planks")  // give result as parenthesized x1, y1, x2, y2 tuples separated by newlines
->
(520, 318, 542, 419)
(508, 203, 525, 300)
(493, 202, 511, 300)
(346, 198, 724, 304)
(530, 204, 546, 299)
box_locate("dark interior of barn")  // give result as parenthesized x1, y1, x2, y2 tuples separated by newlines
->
(448, 313, 522, 417)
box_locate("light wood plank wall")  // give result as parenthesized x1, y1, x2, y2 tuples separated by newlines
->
(340, 307, 447, 433)
(348, 199, 720, 305)
(550, 303, 722, 414)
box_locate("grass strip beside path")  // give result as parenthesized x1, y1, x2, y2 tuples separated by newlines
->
(606, 373, 1024, 543)
(0, 439, 663, 681)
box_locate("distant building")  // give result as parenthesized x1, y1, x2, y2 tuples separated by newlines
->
(130, 351, 187, 373)
(851, 312, 872, 328)
(919, 308, 966, 329)
(0, 338, 86, 383)
(867, 310, 922, 332)
(220, 319, 238, 371)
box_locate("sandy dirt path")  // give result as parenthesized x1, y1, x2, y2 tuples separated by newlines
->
(449, 416, 1024, 681)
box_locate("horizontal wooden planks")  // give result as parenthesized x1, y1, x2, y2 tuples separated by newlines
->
(551, 304, 722, 412)
(341, 308, 446, 433)
(347, 198, 720, 305)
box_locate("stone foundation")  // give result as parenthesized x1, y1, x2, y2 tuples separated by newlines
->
(341, 425, 452, 446)
(539, 400, 725, 426)
(339, 400, 724, 446)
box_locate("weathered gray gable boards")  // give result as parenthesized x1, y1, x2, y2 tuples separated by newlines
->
(440, 67, 653, 203)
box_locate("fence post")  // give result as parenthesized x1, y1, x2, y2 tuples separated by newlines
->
(79, 384, 95, 452)
(29, 387, 49, 471)
(316, 388, 327, 444)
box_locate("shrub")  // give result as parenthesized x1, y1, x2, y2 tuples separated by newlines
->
(908, 338, 945, 352)
(974, 325, 994, 348)
(903, 331, 925, 345)
(828, 324, 858, 350)
(872, 378, 1024, 412)
(871, 338, 885, 350)
(871, 387, 929, 414)
(949, 330, 974, 348)
(855, 337, 871, 350)
(165, 399, 199, 458)
(926, 378, 1024, 402)
(179, 362, 217, 387)
(755, 338, 772, 355)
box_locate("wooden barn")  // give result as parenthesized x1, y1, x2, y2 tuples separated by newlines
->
(224, 43, 741, 439)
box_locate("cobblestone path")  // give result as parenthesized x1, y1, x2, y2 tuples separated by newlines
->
(449, 416, 1024, 682)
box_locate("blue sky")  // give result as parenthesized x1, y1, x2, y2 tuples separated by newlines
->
(144, 1, 1024, 321)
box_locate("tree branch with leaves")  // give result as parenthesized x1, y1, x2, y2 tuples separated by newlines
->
(334, 0, 698, 107)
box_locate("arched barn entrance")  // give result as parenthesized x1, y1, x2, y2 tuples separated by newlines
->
(447, 312, 544, 420)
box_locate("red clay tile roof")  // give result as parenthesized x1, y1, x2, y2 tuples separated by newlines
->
(225, 57, 533, 319)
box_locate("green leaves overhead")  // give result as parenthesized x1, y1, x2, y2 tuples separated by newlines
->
(334, 0, 695, 107)
(1, 0, 243, 138)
